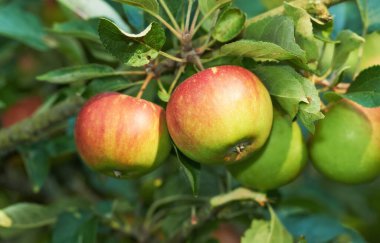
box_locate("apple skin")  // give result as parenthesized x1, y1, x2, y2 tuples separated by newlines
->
(74, 92, 172, 178)
(228, 109, 307, 191)
(1, 96, 42, 128)
(166, 65, 273, 165)
(310, 99, 380, 184)
(212, 223, 241, 243)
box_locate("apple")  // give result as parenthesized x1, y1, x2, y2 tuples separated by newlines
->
(228, 109, 307, 191)
(212, 223, 241, 243)
(310, 99, 380, 184)
(1, 96, 43, 128)
(166, 65, 273, 165)
(74, 92, 172, 178)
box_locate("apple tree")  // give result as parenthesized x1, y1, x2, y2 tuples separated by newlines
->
(0, 0, 379, 242)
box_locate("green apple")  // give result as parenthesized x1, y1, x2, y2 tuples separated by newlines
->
(310, 100, 380, 184)
(1, 96, 42, 128)
(228, 110, 307, 191)
(75, 92, 172, 178)
(166, 65, 273, 165)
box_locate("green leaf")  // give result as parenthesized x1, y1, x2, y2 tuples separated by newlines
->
(332, 30, 364, 71)
(210, 187, 267, 208)
(52, 210, 97, 243)
(253, 65, 323, 132)
(46, 134, 77, 158)
(219, 40, 299, 63)
(212, 8, 246, 42)
(199, 0, 232, 16)
(58, 0, 130, 32)
(260, 0, 283, 9)
(0, 100, 5, 109)
(345, 65, 380, 107)
(199, 0, 232, 30)
(284, 2, 319, 62)
(84, 77, 140, 98)
(84, 42, 118, 63)
(116, 0, 159, 15)
(50, 20, 99, 42)
(0, 203, 58, 229)
(278, 208, 366, 243)
(296, 76, 325, 133)
(37, 64, 115, 84)
(0, 4, 47, 50)
(157, 90, 170, 102)
(173, 145, 201, 196)
(98, 19, 166, 67)
(367, 0, 380, 32)
(355, 0, 368, 30)
(18, 144, 50, 193)
(52, 36, 87, 65)
(253, 65, 307, 118)
(245, 15, 306, 63)
(357, 0, 380, 33)
(242, 206, 293, 243)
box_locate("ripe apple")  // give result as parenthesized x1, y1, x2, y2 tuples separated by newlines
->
(1, 96, 42, 128)
(166, 65, 273, 165)
(75, 92, 172, 178)
(310, 99, 380, 184)
(228, 109, 307, 191)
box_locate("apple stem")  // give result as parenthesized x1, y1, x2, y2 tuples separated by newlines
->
(158, 0, 181, 32)
(190, 5, 200, 34)
(137, 73, 155, 99)
(185, 0, 193, 32)
(168, 65, 186, 95)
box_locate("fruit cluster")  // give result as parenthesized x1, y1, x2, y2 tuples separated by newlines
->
(73, 65, 380, 189)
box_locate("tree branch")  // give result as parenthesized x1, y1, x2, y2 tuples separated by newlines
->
(0, 95, 85, 155)
(246, 0, 347, 26)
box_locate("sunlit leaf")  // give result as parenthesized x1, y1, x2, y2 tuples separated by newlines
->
(253, 65, 323, 132)
(332, 30, 364, 71)
(219, 40, 300, 63)
(210, 187, 267, 208)
(0, 203, 59, 229)
(58, 0, 130, 32)
(212, 8, 246, 42)
(284, 2, 319, 62)
(116, 0, 159, 14)
(98, 19, 166, 67)
(242, 206, 293, 243)
(245, 15, 306, 64)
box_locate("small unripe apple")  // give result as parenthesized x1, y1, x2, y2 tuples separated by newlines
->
(166, 65, 273, 165)
(75, 92, 172, 178)
(310, 99, 380, 184)
(1, 96, 42, 128)
(228, 110, 307, 191)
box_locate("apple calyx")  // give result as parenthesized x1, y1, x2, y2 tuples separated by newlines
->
(225, 140, 254, 162)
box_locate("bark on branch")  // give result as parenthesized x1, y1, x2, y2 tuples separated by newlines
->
(0, 96, 84, 155)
